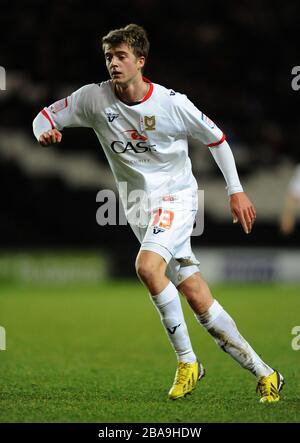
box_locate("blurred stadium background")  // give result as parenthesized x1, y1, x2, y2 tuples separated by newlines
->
(0, 0, 300, 423)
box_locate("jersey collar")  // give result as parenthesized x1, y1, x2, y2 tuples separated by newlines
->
(140, 77, 154, 103)
(113, 76, 154, 106)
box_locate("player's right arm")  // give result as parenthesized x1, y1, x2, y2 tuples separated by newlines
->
(33, 84, 95, 146)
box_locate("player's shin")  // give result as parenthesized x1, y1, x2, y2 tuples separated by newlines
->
(151, 281, 197, 363)
(195, 300, 273, 377)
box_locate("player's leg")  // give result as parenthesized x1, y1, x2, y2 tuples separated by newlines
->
(136, 249, 197, 364)
(178, 271, 273, 377)
(135, 249, 203, 399)
(178, 270, 284, 402)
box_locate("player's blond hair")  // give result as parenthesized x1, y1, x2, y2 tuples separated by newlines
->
(102, 24, 150, 60)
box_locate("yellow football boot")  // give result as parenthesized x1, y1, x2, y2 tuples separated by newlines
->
(168, 361, 205, 400)
(256, 370, 284, 403)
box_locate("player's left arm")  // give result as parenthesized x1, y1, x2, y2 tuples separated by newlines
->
(173, 93, 256, 233)
(209, 141, 256, 234)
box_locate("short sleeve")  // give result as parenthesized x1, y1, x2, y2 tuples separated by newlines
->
(41, 84, 96, 131)
(174, 93, 225, 146)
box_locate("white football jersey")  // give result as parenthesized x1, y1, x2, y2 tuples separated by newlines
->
(33, 78, 225, 222)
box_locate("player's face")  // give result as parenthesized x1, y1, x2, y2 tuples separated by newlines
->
(104, 43, 145, 86)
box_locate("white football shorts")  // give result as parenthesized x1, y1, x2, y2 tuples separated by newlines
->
(130, 207, 200, 287)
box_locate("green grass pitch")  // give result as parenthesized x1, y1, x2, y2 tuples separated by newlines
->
(0, 280, 299, 422)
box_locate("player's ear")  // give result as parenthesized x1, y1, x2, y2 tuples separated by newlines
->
(138, 56, 145, 70)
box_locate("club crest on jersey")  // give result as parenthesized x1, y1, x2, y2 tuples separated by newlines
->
(144, 115, 156, 131)
(50, 98, 68, 114)
(153, 226, 165, 234)
(106, 112, 119, 122)
(201, 112, 215, 129)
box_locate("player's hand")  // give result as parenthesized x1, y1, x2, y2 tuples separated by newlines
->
(230, 192, 256, 234)
(39, 129, 62, 146)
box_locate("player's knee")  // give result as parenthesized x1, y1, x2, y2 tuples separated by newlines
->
(135, 254, 165, 285)
(178, 272, 213, 312)
(179, 272, 203, 295)
(135, 261, 156, 284)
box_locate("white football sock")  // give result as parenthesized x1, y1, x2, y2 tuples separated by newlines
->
(151, 281, 197, 363)
(195, 300, 273, 378)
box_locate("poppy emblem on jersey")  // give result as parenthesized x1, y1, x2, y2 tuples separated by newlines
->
(50, 98, 68, 114)
(124, 130, 148, 141)
(144, 115, 156, 131)
(106, 112, 119, 122)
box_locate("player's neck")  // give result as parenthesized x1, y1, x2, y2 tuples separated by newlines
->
(114, 77, 150, 105)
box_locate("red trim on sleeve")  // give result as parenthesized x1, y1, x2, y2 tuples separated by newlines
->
(141, 77, 154, 103)
(207, 132, 226, 147)
(41, 109, 55, 129)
